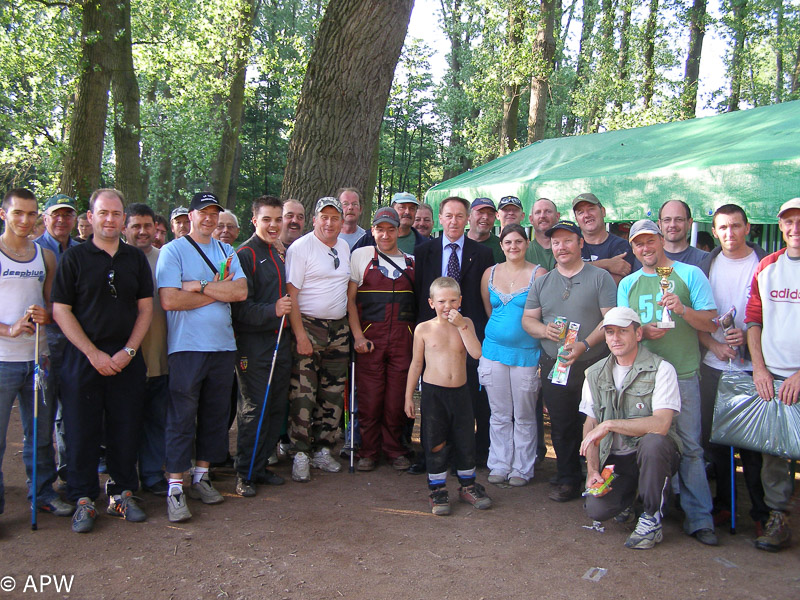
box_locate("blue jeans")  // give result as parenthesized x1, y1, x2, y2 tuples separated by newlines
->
(675, 375, 715, 533)
(0, 360, 58, 514)
(138, 375, 169, 487)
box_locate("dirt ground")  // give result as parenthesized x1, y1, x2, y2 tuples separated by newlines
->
(2, 407, 799, 600)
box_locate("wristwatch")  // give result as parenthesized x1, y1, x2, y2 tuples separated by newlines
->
(200, 279, 209, 294)
(123, 346, 136, 358)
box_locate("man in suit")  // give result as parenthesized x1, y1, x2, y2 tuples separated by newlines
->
(414, 196, 495, 465)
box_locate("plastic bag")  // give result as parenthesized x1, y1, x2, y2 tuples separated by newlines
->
(710, 368, 800, 460)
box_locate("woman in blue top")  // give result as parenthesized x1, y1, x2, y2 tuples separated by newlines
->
(479, 224, 547, 486)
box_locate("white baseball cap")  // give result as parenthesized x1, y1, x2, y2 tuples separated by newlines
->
(601, 307, 641, 328)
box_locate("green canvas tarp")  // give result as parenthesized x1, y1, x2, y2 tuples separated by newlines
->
(425, 100, 800, 224)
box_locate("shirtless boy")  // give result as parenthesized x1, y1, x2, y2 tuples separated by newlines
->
(405, 277, 491, 515)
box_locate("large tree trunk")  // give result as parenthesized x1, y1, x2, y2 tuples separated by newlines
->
(681, 0, 706, 118)
(500, 0, 525, 155)
(642, 0, 659, 109)
(565, 0, 597, 135)
(59, 0, 116, 206)
(727, 0, 748, 112)
(615, 0, 633, 111)
(775, 0, 784, 102)
(210, 0, 258, 210)
(527, 0, 556, 144)
(584, 0, 614, 133)
(282, 0, 413, 211)
(791, 38, 800, 93)
(110, 0, 142, 204)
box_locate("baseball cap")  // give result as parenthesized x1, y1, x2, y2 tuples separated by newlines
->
(628, 219, 662, 241)
(372, 206, 400, 227)
(601, 307, 641, 328)
(777, 198, 800, 218)
(545, 220, 583, 238)
(43, 194, 77, 215)
(498, 195, 523, 210)
(315, 196, 343, 214)
(391, 192, 419, 206)
(572, 192, 602, 209)
(471, 197, 496, 211)
(189, 192, 224, 212)
(170, 206, 189, 221)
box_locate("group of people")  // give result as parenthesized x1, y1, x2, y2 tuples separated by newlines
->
(0, 184, 797, 556)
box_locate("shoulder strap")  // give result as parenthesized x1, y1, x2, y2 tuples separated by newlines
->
(376, 249, 414, 287)
(183, 235, 219, 276)
(528, 264, 540, 285)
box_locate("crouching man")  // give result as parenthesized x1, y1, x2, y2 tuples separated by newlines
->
(579, 307, 682, 549)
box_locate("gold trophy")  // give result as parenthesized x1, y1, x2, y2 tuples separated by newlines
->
(655, 266, 676, 328)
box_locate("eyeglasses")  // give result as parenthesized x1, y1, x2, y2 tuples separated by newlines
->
(329, 248, 340, 269)
(107, 270, 117, 298)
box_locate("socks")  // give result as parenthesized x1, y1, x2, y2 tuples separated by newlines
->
(168, 478, 183, 496)
(192, 467, 209, 485)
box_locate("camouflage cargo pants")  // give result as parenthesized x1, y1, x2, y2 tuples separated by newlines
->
(289, 316, 350, 453)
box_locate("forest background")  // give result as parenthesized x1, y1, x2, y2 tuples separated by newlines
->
(1, 0, 798, 229)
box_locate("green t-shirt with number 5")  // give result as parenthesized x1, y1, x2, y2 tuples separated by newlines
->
(617, 262, 716, 379)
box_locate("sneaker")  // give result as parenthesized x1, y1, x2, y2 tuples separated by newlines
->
(260, 469, 285, 486)
(167, 490, 192, 522)
(71, 497, 97, 533)
(107, 490, 147, 522)
(508, 476, 528, 487)
(188, 473, 224, 504)
(614, 505, 636, 524)
(691, 528, 718, 546)
(236, 475, 256, 498)
(292, 452, 311, 483)
(392, 455, 411, 471)
(311, 447, 342, 473)
(487, 473, 507, 485)
(357, 457, 376, 471)
(142, 479, 169, 497)
(429, 489, 451, 516)
(277, 441, 291, 459)
(755, 510, 791, 552)
(459, 482, 492, 510)
(38, 497, 74, 517)
(624, 512, 663, 549)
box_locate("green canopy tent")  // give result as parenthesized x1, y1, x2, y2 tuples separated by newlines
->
(425, 100, 800, 226)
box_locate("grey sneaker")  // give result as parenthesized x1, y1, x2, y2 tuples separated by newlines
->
(71, 497, 97, 533)
(235, 475, 256, 498)
(625, 512, 663, 549)
(167, 490, 192, 522)
(310, 447, 341, 472)
(107, 490, 147, 522)
(459, 482, 492, 510)
(292, 451, 311, 482)
(188, 473, 224, 504)
(614, 505, 636, 524)
(38, 497, 74, 517)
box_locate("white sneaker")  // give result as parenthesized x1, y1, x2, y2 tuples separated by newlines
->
(292, 451, 311, 482)
(310, 447, 342, 473)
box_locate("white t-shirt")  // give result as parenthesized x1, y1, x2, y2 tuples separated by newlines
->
(349, 246, 410, 287)
(580, 359, 681, 455)
(703, 251, 759, 371)
(286, 232, 350, 320)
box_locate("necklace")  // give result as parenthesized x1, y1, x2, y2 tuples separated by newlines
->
(0, 237, 30, 259)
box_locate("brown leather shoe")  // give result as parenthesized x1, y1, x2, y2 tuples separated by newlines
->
(548, 483, 581, 502)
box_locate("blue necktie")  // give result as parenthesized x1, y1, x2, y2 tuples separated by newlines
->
(446, 243, 460, 282)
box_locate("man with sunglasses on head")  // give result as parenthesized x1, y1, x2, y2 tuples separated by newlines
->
(522, 220, 616, 502)
(285, 197, 351, 483)
(51, 189, 153, 533)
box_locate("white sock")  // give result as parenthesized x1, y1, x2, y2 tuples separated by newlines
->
(168, 478, 183, 496)
(192, 467, 209, 485)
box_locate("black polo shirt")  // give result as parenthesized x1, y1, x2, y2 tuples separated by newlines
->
(51, 236, 153, 351)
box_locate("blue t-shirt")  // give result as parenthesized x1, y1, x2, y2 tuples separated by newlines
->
(156, 236, 246, 354)
(482, 266, 540, 367)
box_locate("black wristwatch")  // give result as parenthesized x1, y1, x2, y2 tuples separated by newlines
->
(200, 279, 209, 294)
